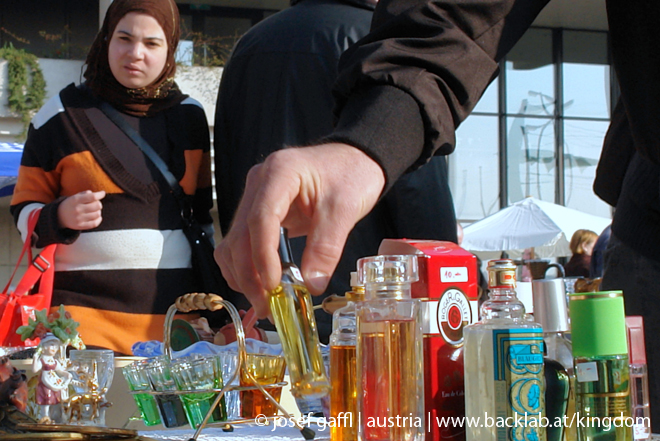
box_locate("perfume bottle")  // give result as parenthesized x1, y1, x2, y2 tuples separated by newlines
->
(329, 272, 364, 441)
(268, 227, 330, 399)
(626, 316, 650, 441)
(568, 291, 632, 441)
(464, 259, 546, 441)
(356, 255, 424, 441)
(533, 277, 576, 441)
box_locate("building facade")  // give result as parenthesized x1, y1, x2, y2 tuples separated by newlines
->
(1, 0, 612, 281)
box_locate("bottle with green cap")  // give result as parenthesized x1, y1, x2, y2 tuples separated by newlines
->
(464, 259, 546, 441)
(568, 290, 632, 441)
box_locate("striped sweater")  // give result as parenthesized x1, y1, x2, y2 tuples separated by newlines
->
(10, 83, 213, 354)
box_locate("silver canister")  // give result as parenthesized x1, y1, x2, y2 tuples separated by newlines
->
(532, 278, 569, 332)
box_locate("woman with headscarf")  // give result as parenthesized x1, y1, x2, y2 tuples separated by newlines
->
(10, 0, 213, 355)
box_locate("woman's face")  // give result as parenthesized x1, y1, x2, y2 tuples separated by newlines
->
(583, 239, 596, 256)
(108, 12, 168, 89)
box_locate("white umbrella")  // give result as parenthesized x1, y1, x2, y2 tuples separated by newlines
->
(461, 197, 611, 259)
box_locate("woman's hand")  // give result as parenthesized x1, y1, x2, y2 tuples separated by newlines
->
(57, 190, 106, 230)
(214, 143, 385, 318)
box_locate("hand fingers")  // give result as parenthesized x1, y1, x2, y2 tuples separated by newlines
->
(74, 190, 106, 203)
(216, 168, 274, 319)
(300, 205, 355, 295)
(246, 156, 303, 292)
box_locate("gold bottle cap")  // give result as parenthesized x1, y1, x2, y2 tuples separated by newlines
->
(487, 259, 517, 289)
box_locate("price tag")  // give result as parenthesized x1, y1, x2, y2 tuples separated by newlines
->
(576, 362, 599, 382)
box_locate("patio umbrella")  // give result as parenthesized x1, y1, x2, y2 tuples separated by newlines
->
(0, 142, 23, 197)
(461, 196, 611, 259)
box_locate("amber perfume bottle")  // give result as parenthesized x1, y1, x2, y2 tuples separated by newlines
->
(356, 255, 424, 441)
(268, 227, 330, 399)
(329, 272, 364, 441)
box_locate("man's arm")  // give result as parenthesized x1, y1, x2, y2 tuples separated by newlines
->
(215, 0, 550, 318)
(330, 0, 550, 189)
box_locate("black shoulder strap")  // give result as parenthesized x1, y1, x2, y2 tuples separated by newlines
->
(98, 101, 191, 214)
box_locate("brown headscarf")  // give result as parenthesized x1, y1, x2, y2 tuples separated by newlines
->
(84, 0, 185, 116)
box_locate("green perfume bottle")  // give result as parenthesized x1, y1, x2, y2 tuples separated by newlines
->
(569, 291, 632, 441)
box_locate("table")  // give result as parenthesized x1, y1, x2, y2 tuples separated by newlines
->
(141, 422, 331, 441)
(140, 425, 660, 441)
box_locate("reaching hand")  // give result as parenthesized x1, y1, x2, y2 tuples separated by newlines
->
(57, 190, 106, 230)
(214, 143, 386, 318)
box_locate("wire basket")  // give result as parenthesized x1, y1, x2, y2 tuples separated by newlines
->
(132, 293, 315, 440)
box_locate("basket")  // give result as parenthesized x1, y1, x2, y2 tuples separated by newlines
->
(131, 293, 316, 440)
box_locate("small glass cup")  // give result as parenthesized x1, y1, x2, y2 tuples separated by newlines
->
(67, 349, 115, 426)
(170, 355, 227, 428)
(144, 357, 188, 428)
(240, 353, 286, 418)
(122, 361, 161, 426)
(216, 351, 240, 419)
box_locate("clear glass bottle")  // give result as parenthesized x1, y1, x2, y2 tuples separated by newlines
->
(626, 316, 650, 441)
(268, 227, 330, 399)
(464, 259, 546, 441)
(330, 272, 364, 441)
(533, 277, 576, 441)
(568, 291, 632, 441)
(356, 255, 424, 441)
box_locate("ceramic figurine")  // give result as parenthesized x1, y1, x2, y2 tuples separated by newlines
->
(32, 333, 72, 423)
(16, 305, 85, 424)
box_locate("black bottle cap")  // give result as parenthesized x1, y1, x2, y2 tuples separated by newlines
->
(278, 227, 294, 264)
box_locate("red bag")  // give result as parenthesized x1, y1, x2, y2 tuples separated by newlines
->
(0, 209, 55, 347)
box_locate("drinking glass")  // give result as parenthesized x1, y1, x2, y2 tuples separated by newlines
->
(122, 361, 161, 426)
(144, 357, 188, 428)
(216, 351, 240, 419)
(240, 353, 286, 418)
(170, 355, 227, 428)
(68, 349, 114, 426)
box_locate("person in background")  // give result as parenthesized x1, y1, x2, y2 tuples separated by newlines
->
(213, 0, 457, 341)
(589, 225, 611, 278)
(564, 229, 598, 278)
(10, 0, 213, 355)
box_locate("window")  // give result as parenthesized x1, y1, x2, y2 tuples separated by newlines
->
(448, 28, 613, 222)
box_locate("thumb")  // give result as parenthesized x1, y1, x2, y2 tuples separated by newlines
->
(93, 190, 106, 200)
(300, 216, 352, 295)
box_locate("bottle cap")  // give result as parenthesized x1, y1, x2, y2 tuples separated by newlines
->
(278, 227, 294, 264)
(487, 259, 517, 289)
(568, 291, 628, 357)
(626, 316, 647, 365)
(347, 271, 365, 301)
(532, 278, 569, 332)
(357, 255, 418, 299)
(350, 271, 359, 288)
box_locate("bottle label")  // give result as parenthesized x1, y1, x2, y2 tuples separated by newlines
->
(492, 328, 546, 441)
(576, 361, 599, 382)
(435, 288, 472, 345)
(290, 266, 303, 282)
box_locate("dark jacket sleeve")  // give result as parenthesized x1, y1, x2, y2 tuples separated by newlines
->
(329, 0, 550, 190)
